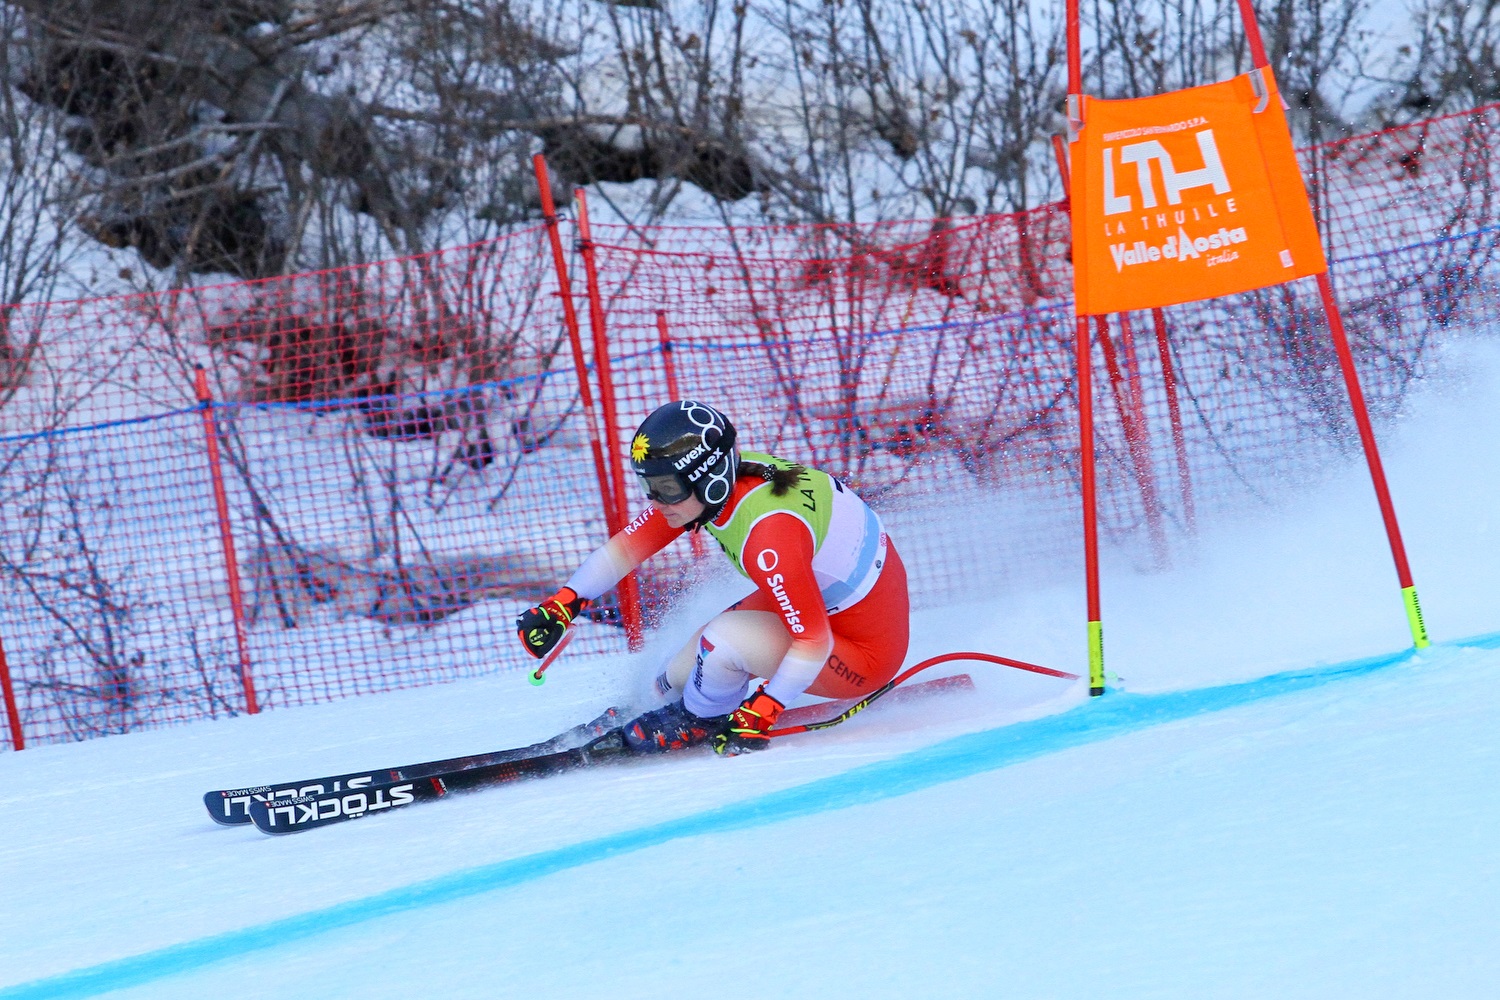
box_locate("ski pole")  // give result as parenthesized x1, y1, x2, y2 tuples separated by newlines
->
(770, 650, 1079, 737)
(527, 624, 579, 686)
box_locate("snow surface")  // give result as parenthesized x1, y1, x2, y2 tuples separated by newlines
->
(3, 340, 1500, 999)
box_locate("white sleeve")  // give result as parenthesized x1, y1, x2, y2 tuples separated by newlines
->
(563, 543, 636, 601)
(561, 507, 683, 600)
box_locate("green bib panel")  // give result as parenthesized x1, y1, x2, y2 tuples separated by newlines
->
(704, 451, 835, 576)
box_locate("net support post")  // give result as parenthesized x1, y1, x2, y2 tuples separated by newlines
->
(0, 633, 24, 750)
(1096, 315, 1169, 568)
(194, 366, 259, 714)
(1151, 308, 1197, 535)
(531, 154, 618, 534)
(573, 189, 646, 651)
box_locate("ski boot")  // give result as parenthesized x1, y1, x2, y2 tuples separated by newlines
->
(622, 699, 725, 753)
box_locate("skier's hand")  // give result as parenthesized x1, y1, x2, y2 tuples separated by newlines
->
(710, 686, 785, 756)
(516, 587, 588, 659)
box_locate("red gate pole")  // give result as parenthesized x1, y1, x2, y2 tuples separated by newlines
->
(1094, 317, 1134, 431)
(0, 633, 24, 750)
(573, 189, 646, 651)
(532, 154, 618, 532)
(1150, 308, 1197, 534)
(1076, 316, 1105, 696)
(1234, 0, 1428, 649)
(1233, 0, 1272, 66)
(1056, 135, 1169, 565)
(1318, 274, 1429, 646)
(194, 367, 259, 714)
(1115, 314, 1149, 440)
(655, 311, 706, 560)
(1066, 0, 1104, 695)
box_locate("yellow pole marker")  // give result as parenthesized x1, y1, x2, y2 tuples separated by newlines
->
(1402, 586, 1430, 649)
(1088, 619, 1105, 696)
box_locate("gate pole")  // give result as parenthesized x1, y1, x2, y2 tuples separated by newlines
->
(0, 634, 23, 750)
(573, 190, 646, 651)
(195, 367, 259, 713)
(532, 154, 619, 533)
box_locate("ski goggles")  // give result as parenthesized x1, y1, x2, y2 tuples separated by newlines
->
(640, 472, 694, 505)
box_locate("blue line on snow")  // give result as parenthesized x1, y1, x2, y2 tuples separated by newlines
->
(3, 636, 1485, 1000)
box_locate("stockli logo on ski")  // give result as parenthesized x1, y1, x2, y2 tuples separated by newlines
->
(219, 658, 1015, 835)
(202, 708, 627, 826)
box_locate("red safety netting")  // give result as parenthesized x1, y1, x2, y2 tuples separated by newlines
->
(2, 102, 1498, 748)
(584, 105, 1500, 600)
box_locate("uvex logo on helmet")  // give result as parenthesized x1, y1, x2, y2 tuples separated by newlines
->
(673, 441, 710, 471)
(629, 400, 740, 510)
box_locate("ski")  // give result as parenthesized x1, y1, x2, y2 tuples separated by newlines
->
(244, 674, 977, 836)
(203, 706, 626, 826)
(248, 727, 632, 834)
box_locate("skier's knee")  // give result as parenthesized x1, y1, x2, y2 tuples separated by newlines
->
(656, 626, 707, 700)
(679, 611, 791, 717)
(683, 622, 753, 717)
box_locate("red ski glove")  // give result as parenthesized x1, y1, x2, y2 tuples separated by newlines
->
(710, 686, 785, 756)
(516, 587, 588, 659)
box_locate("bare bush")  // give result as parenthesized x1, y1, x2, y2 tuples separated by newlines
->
(0, 436, 189, 737)
(0, 0, 1462, 275)
(1372, 0, 1500, 124)
(0, 5, 90, 399)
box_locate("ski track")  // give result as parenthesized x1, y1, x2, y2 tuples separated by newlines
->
(3, 636, 1500, 999)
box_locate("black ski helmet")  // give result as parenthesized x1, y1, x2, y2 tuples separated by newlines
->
(629, 401, 740, 513)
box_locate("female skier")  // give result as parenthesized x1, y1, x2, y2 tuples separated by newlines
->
(516, 400, 910, 756)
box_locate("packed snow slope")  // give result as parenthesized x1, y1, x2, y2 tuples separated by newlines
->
(2, 341, 1500, 999)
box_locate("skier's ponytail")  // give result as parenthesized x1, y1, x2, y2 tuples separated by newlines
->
(738, 460, 806, 496)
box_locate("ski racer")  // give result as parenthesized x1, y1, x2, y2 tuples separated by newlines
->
(516, 400, 910, 757)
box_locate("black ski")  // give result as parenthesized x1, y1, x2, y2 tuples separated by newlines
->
(243, 673, 979, 836)
(247, 727, 633, 834)
(204, 706, 625, 826)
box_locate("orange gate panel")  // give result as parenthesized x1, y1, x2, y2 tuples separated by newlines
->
(1071, 69, 1326, 315)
